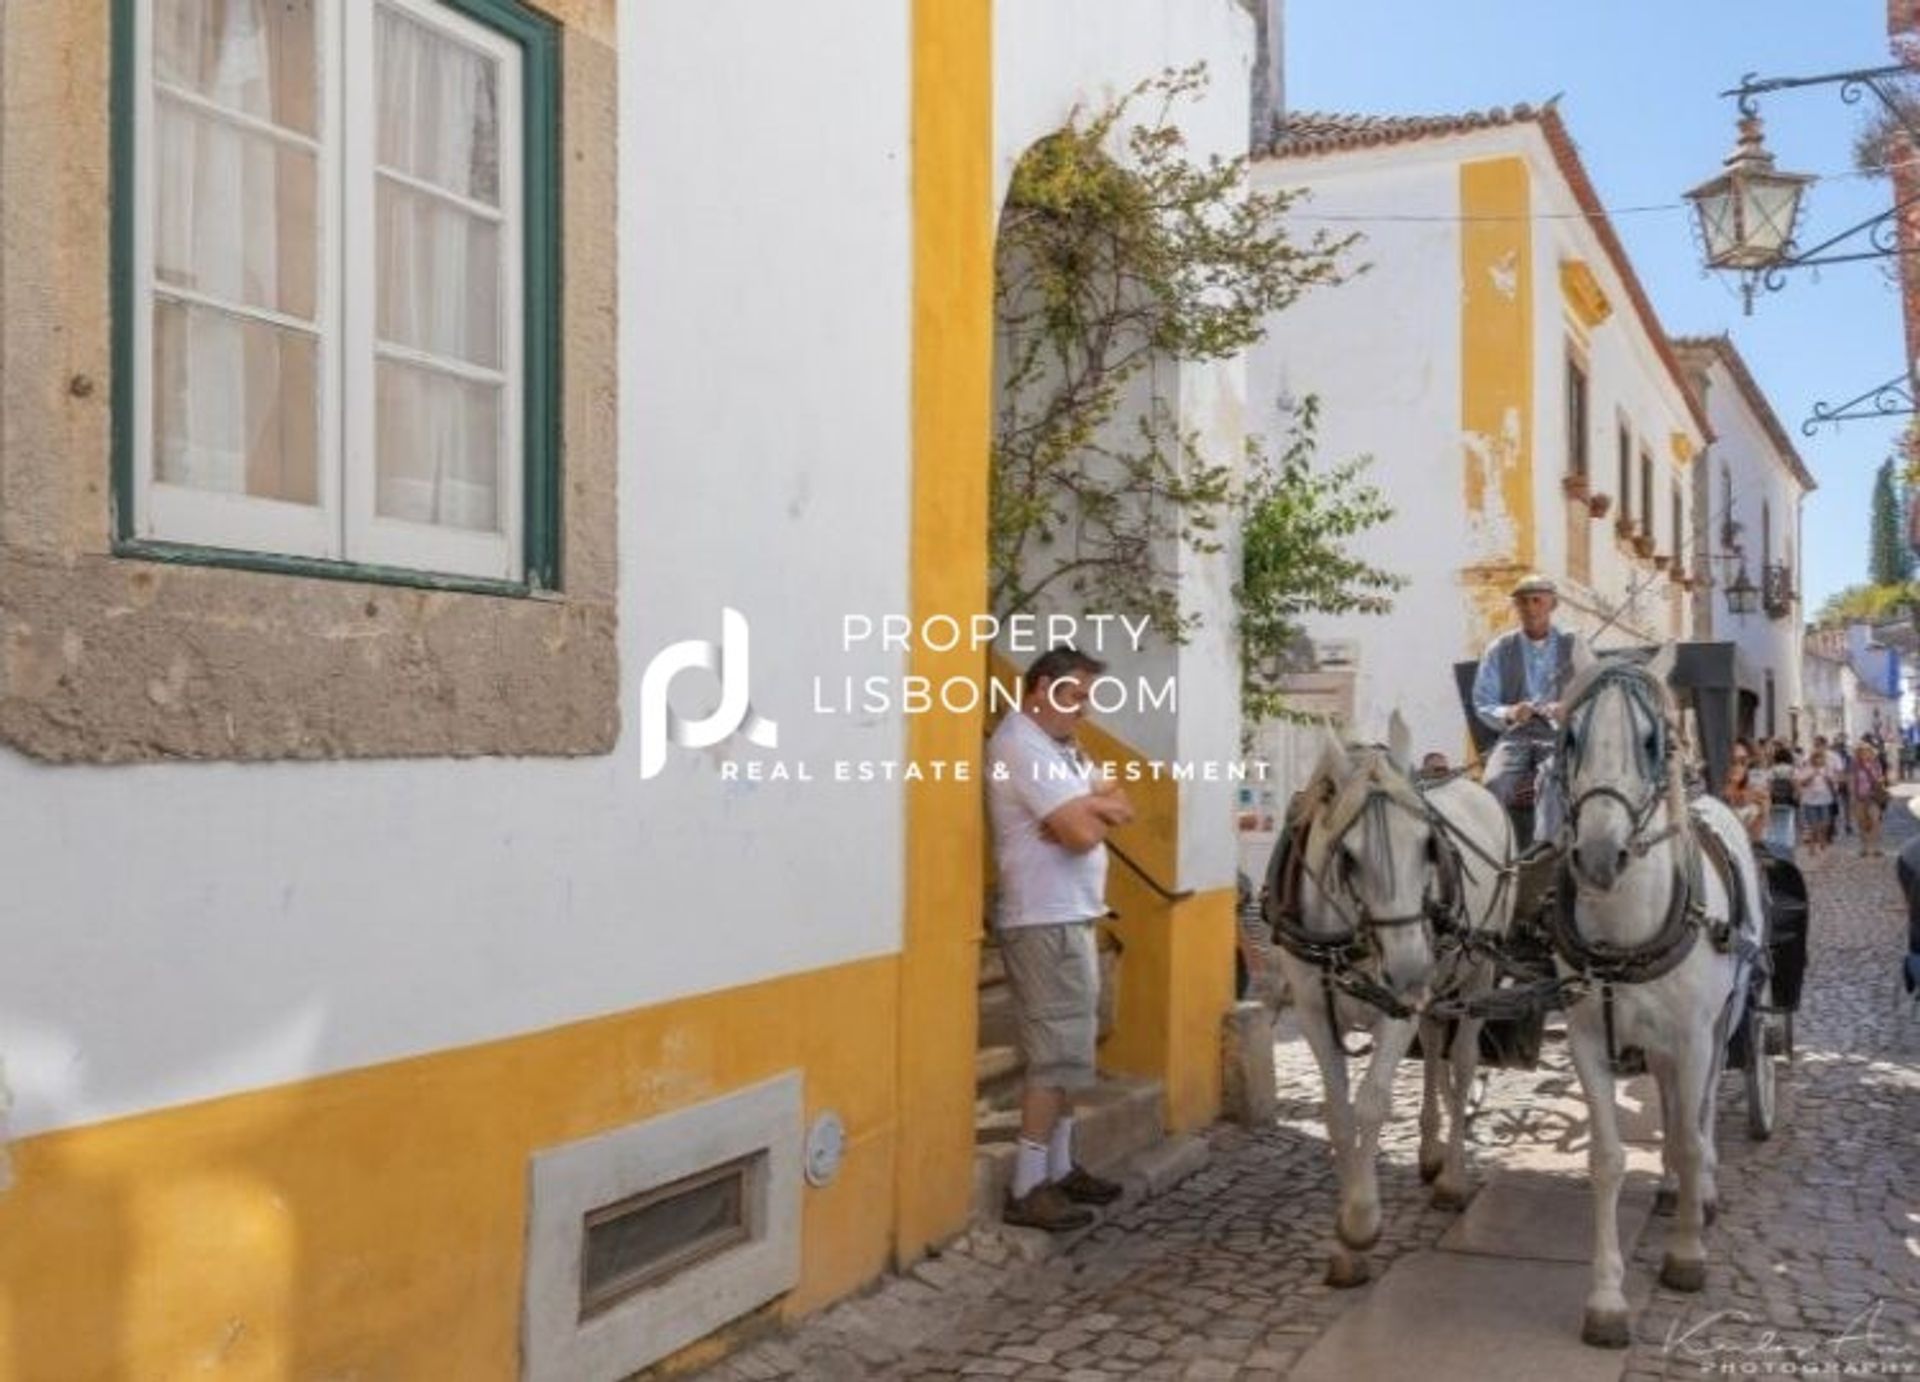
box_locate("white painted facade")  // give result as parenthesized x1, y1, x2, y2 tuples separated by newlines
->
(994, 0, 1254, 895)
(1676, 339, 1813, 745)
(0, 0, 1259, 1144)
(1245, 116, 1704, 778)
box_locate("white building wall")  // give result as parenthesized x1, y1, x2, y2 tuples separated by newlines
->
(1248, 122, 1704, 769)
(1249, 149, 1469, 763)
(0, 0, 916, 1140)
(1527, 134, 1699, 652)
(1692, 357, 1807, 741)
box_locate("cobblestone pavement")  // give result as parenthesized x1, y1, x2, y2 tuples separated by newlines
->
(690, 807, 1920, 1382)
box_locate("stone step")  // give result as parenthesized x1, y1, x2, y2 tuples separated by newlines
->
(969, 1076, 1165, 1221)
(974, 1044, 1024, 1107)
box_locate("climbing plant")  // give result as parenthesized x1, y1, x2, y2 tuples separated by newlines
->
(990, 66, 1401, 715)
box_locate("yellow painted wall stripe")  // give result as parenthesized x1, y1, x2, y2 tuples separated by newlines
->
(1460, 156, 1536, 577)
(1460, 156, 1536, 650)
(0, 956, 901, 1381)
(898, 0, 993, 1263)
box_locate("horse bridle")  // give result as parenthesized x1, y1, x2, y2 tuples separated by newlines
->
(1555, 663, 1682, 866)
(1306, 786, 1456, 936)
(1267, 756, 1474, 1028)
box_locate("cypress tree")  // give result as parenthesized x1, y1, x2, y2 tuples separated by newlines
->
(1869, 457, 1913, 585)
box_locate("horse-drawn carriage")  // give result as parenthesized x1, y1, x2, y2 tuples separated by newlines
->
(1260, 638, 1810, 1347)
(1447, 639, 1811, 1137)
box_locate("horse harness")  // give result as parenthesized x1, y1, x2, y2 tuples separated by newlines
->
(1266, 760, 1513, 1056)
(1549, 661, 1763, 1066)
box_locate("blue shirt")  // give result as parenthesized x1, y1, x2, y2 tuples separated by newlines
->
(1472, 629, 1565, 733)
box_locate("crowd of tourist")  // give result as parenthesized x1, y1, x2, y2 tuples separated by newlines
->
(1720, 728, 1895, 858)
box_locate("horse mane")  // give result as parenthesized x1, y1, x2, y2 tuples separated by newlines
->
(1293, 743, 1427, 869)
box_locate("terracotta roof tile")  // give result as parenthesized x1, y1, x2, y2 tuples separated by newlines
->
(1264, 106, 1542, 159)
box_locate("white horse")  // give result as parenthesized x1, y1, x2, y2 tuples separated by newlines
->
(1266, 714, 1515, 1287)
(1553, 644, 1766, 1348)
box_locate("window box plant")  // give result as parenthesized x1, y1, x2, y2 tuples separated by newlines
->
(1586, 492, 1613, 519)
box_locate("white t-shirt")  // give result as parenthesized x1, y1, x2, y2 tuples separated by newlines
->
(986, 711, 1108, 931)
(1797, 758, 1834, 807)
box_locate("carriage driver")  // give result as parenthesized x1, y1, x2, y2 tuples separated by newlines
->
(1472, 573, 1577, 842)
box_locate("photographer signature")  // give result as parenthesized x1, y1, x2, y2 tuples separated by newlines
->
(1665, 1301, 1918, 1368)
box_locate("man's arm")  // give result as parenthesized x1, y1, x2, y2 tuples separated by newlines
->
(1041, 791, 1135, 854)
(1471, 644, 1514, 733)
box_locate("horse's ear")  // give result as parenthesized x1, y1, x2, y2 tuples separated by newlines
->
(1387, 709, 1413, 773)
(1316, 721, 1351, 783)
(1569, 634, 1596, 678)
(1646, 642, 1678, 685)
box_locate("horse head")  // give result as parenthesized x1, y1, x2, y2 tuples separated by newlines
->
(1300, 712, 1444, 1000)
(1560, 642, 1681, 891)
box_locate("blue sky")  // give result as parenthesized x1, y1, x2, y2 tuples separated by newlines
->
(1287, 0, 1901, 611)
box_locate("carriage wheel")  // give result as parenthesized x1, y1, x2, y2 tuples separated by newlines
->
(1744, 1009, 1777, 1142)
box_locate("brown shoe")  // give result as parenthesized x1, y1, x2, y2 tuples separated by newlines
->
(1003, 1182, 1094, 1233)
(1056, 1165, 1124, 1205)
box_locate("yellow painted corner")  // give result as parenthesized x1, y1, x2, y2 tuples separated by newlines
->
(900, 0, 994, 1265)
(1670, 431, 1699, 466)
(0, 957, 902, 1382)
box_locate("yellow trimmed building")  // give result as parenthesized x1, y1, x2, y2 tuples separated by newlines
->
(0, 2, 1266, 1377)
(1247, 105, 1712, 769)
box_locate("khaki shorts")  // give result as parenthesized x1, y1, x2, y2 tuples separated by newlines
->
(998, 920, 1100, 1090)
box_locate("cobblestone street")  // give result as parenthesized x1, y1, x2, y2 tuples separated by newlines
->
(694, 805, 1920, 1382)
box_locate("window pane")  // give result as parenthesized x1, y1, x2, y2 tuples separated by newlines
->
(155, 0, 318, 137)
(155, 99, 318, 320)
(154, 299, 319, 505)
(376, 179, 501, 368)
(375, 360, 501, 533)
(376, 5, 502, 207)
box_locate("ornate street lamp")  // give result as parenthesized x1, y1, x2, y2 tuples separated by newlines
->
(1685, 116, 1813, 274)
(1690, 65, 1920, 428)
(1723, 564, 1761, 617)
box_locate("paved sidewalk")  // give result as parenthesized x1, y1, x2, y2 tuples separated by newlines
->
(687, 807, 1920, 1381)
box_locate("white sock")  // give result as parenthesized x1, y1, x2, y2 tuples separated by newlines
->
(1048, 1116, 1076, 1181)
(1011, 1137, 1050, 1198)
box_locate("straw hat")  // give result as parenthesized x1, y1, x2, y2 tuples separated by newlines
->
(1510, 573, 1558, 599)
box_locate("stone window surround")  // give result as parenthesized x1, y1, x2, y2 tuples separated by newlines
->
(0, 0, 618, 763)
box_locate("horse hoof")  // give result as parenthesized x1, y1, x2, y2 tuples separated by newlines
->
(1326, 1256, 1371, 1289)
(1418, 1154, 1444, 1185)
(1653, 1188, 1677, 1217)
(1581, 1309, 1632, 1349)
(1431, 1185, 1469, 1212)
(1660, 1255, 1707, 1293)
(1335, 1223, 1381, 1252)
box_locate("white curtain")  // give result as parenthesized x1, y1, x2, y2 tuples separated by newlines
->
(374, 7, 502, 534)
(153, 0, 313, 501)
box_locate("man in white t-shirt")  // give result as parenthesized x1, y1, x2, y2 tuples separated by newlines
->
(986, 646, 1135, 1231)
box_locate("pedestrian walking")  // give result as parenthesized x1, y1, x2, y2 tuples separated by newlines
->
(1831, 735, 1853, 837)
(1724, 738, 1765, 842)
(1850, 740, 1889, 857)
(1766, 743, 1802, 857)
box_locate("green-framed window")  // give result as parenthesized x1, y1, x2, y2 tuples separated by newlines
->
(112, 0, 560, 593)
